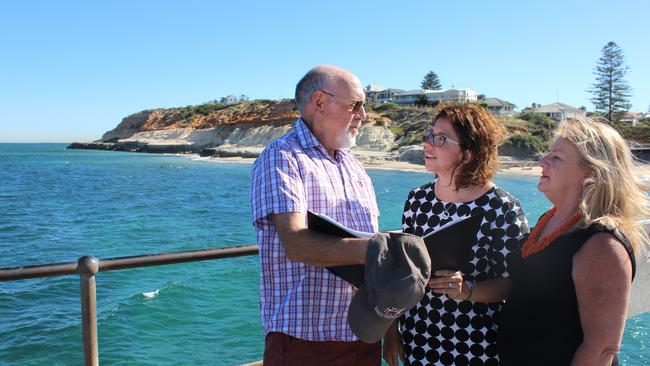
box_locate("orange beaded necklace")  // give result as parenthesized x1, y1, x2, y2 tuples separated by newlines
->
(521, 207, 582, 259)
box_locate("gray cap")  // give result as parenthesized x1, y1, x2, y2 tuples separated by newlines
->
(348, 232, 431, 343)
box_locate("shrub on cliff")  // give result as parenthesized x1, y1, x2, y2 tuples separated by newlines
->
(255, 99, 276, 104)
(390, 127, 404, 136)
(616, 125, 650, 144)
(503, 134, 547, 154)
(518, 111, 554, 128)
(195, 102, 226, 116)
(372, 102, 399, 112)
(517, 111, 555, 144)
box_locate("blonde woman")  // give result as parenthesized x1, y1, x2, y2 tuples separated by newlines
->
(498, 118, 649, 366)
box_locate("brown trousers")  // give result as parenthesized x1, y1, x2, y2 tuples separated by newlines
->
(263, 332, 381, 366)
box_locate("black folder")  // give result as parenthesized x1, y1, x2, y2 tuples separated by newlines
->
(308, 210, 484, 287)
(423, 211, 484, 273)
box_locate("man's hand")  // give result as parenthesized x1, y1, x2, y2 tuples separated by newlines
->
(383, 321, 405, 366)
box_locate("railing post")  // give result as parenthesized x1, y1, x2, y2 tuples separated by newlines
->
(78, 256, 99, 366)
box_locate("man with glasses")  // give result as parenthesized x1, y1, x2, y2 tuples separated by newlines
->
(250, 65, 380, 365)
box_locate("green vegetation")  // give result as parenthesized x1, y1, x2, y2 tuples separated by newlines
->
(395, 130, 424, 150)
(589, 41, 632, 122)
(637, 118, 650, 127)
(161, 99, 286, 126)
(500, 117, 530, 133)
(369, 104, 560, 154)
(518, 111, 555, 142)
(421, 71, 442, 90)
(389, 126, 404, 136)
(170, 103, 228, 124)
(414, 95, 429, 107)
(195, 102, 227, 116)
(616, 126, 650, 144)
(503, 134, 548, 154)
(370, 102, 400, 112)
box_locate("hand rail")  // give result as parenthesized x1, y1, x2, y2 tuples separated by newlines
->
(0, 244, 260, 366)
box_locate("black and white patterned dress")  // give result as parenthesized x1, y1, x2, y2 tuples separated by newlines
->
(400, 181, 529, 366)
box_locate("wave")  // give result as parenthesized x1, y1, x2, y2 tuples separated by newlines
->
(141, 289, 160, 299)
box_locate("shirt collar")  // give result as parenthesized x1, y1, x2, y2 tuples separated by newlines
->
(295, 118, 351, 161)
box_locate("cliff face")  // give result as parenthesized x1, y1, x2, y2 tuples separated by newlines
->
(101, 100, 300, 142)
(101, 110, 162, 141)
(70, 100, 424, 162)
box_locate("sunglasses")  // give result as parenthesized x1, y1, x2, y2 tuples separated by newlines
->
(319, 89, 366, 114)
(423, 129, 461, 147)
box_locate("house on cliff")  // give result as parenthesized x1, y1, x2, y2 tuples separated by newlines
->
(532, 102, 586, 123)
(365, 84, 405, 104)
(220, 95, 239, 104)
(484, 98, 516, 116)
(393, 88, 478, 106)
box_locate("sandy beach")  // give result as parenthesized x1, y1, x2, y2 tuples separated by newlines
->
(202, 154, 544, 176)
(201, 153, 650, 180)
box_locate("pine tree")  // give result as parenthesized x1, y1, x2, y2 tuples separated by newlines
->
(589, 41, 632, 122)
(421, 71, 442, 90)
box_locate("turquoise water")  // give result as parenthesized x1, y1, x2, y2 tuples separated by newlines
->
(0, 144, 647, 365)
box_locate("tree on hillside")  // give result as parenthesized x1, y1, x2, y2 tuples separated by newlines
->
(589, 41, 632, 123)
(421, 71, 442, 90)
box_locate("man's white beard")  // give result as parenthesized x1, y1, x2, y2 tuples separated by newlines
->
(336, 130, 357, 149)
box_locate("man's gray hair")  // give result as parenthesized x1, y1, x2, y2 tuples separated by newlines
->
(295, 68, 338, 114)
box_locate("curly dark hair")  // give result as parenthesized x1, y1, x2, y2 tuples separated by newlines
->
(432, 102, 506, 190)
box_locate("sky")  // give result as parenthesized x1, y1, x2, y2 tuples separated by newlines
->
(1, 0, 649, 143)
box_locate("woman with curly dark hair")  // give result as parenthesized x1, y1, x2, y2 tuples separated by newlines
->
(383, 102, 530, 366)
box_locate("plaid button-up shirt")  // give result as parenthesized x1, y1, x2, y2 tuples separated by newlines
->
(250, 118, 379, 341)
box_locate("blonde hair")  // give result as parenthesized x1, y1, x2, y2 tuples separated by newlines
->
(556, 117, 650, 255)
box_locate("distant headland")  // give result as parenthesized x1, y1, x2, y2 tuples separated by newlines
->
(68, 98, 650, 169)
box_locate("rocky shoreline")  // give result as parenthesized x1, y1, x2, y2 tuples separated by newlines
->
(68, 140, 540, 167)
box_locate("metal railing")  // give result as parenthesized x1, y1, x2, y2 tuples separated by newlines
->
(0, 244, 261, 366)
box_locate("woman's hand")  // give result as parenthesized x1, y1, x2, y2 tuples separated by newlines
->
(428, 270, 467, 299)
(383, 320, 405, 366)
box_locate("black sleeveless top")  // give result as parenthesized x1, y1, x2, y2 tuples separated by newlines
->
(498, 223, 636, 366)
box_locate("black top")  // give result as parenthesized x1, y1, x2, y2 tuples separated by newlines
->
(498, 222, 636, 366)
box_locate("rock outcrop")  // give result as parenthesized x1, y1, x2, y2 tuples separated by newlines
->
(397, 145, 425, 165)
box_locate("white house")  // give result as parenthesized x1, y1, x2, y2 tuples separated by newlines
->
(220, 95, 239, 104)
(532, 103, 586, 122)
(393, 88, 478, 106)
(365, 85, 405, 104)
(484, 98, 516, 116)
(620, 112, 642, 126)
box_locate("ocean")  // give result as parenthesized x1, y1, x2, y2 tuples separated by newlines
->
(0, 143, 648, 365)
